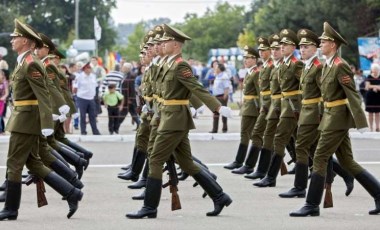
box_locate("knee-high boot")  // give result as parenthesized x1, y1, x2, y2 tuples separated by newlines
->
(50, 160, 84, 189)
(245, 148, 272, 180)
(50, 149, 70, 168)
(332, 158, 354, 196)
(0, 180, 6, 191)
(179, 155, 210, 181)
(128, 159, 149, 189)
(0, 181, 21, 221)
(44, 172, 83, 219)
(289, 172, 325, 217)
(55, 145, 87, 180)
(121, 147, 137, 170)
(355, 170, 380, 215)
(253, 154, 283, 187)
(126, 177, 162, 219)
(232, 145, 261, 174)
(279, 163, 308, 198)
(193, 169, 232, 216)
(118, 149, 146, 182)
(224, 143, 248, 170)
(63, 140, 93, 163)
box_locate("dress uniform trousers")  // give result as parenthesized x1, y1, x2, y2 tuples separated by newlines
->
(273, 117, 298, 156)
(251, 112, 268, 147)
(136, 116, 151, 153)
(295, 124, 319, 165)
(39, 135, 57, 167)
(240, 116, 257, 145)
(7, 132, 51, 182)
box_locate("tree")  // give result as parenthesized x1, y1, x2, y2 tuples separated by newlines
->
(117, 22, 147, 61)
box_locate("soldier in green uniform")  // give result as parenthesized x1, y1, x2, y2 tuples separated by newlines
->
(247, 34, 282, 180)
(126, 24, 232, 219)
(224, 46, 260, 172)
(254, 29, 304, 187)
(290, 22, 380, 217)
(0, 19, 83, 221)
(233, 37, 274, 175)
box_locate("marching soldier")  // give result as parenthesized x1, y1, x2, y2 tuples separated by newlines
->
(290, 22, 380, 217)
(254, 29, 304, 187)
(232, 37, 274, 174)
(0, 19, 82, 221)
(224, 46, 260, 171)
(126, 24, 232, 219)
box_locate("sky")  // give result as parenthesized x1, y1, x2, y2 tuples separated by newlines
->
(111, 0, 252, 24)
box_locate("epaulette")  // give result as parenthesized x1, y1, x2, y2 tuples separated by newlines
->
(44, 58, 51, 66)
(333, 57, 342, 65)
(291, 56, 299, 63)
(25, 54, 34, 64)
(175, 57, 184, 63)
(313, 58, 321, 67)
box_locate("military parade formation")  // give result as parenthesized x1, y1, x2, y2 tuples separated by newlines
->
(0, 17, 379, 223)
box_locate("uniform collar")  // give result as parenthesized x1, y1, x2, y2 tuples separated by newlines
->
(17, 50, 29, 65)
(247, 65, 257, 74)
(304, 54, 317, 69)
(263, 58, 270, 68)
(325, 53, 336, 67)
(283, 54, 293, 65)
(274, 58, 282, 68)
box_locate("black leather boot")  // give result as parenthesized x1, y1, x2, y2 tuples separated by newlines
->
(132, 189, 146, 200)
(232, 145, 261, 174)
(56, 146, 87, 180)
(50, 149, 70, 168)
(0, 181, 21, 221)
(253, 154, 283, 187)
(279, 163, 308, 198)
(121, 147, 137, 170)
(289, 172, 325, 217)
(118, 150, 146, 182)
(193, 169, 232, 216)
(332, 158, 354, 196)
(126, 177, 162, 219)
(209, 115, 219, 133)
(64, 140, 93, 163)
(355, 170, 380, 215)
(224, 143, 248, 170)
(128, 160, 148, 189)
(0, 180, 6, 191)
(44, 172, 83, 219)
(50, 160, 84, 189)
(0, 191, 5, 202)
(245, 148, 272, 180)
(287, 164, 296, 174)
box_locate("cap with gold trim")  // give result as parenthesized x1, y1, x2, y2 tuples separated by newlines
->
(39, 33, 55, 50)
(279, 29, 298, 46)
(11, 19, 43, 49)
(297, 29, 319, 46)
(153, 25, 164, 42)
(268, 34, 281, 48)
(161, 24, 191, 43)
(146, 30, 156, 45)
(51, 48, 66, 59)
(243, 45, 259, 58)
(318, 22, 348, 46)
(257, 36, 270, 50)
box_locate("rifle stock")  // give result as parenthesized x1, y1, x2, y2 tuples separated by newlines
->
(165, 157, 182, 211)
(323, 183, 333, 208)
(26, 176, 48, 208)
(280, 160, 288, 176)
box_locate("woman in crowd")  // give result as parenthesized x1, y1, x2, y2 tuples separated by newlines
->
(365, 63, 380, 132)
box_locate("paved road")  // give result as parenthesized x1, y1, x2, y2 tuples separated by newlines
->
(0, 139, 379, 230)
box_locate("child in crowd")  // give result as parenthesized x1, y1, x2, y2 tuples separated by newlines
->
(102, 84, 124, 134)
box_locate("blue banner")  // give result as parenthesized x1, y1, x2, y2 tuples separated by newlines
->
(358, 37, 380, 71)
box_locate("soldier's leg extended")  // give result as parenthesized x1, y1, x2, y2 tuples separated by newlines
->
(279, 125, 319, 198)
(254, 117, 297, 187)
(234, 112, 267, 174)
(247, 118, 278, 180)
(225, 116, 256, 170)
(332, 157, 354, 196)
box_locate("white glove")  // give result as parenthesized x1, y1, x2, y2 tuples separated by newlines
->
(52, 114, 60, 121)
(58, 105, 70, 115)
(219, 106, 233, 118)
(41, 129, 54, 137)
(72, 112, 79, 119)
(58, 114, 67, 123)
(196, 105, 205, 114)
(190, 107, 196, 117)
(142, 105, 148, 113)
(358, 127, 370, 133)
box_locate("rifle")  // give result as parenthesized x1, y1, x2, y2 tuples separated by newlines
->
(286, 135, 297, 165)
(25, 175, 48, 208)
(323, 157, 334, 208)
(288, 98, 299, 121)
(162, 156, 181, 211)
(280, 160, 288, 176)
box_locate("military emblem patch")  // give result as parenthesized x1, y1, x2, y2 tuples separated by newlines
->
(341, 75, 351, 85)
(181, 68, 193, 78)
(30, 71, 42, 79)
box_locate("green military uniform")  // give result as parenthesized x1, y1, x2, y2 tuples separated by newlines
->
(236, 37, 275, 175)
(225, 46, 260, 171)
(127, 24, 232, 219)
(290, 22, 380, 217)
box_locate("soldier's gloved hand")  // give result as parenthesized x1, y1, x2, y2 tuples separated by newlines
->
(142, 105, 148, 113)
(41, 129, 54, 137)
(218, 106, 233, 118)
(196, 105, 205, 114)
(52, 114, 60, 121)
(358, 127, 370, 133)
(58, 114, 67, 123)
(58, 105, 70, 115)
(72, 112, 79, 119)
(190, 107, 196, 117)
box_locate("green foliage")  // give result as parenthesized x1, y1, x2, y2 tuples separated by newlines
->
(120, 22, 146, 62)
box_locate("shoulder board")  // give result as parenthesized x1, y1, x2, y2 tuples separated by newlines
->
(291, 56, 299, 63)
(313, 58, 321, 67)
(44, 59, 51, 66)
(267, 60, 273, 67)
(334, 57, 342, 65)
(175, 57, 184, 63)
(25, 54, 34, 64)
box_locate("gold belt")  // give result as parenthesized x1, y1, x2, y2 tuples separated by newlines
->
(152, 94, 159, 99)
(260, 90, 271, 96)
(243, 95, 259, 100)
(271, 94, 282, 99)
(13, 100, 38, 106)
(302, 97, 323, 105)
(282, 90, 302, 97)
(324, 99, 348, 108)
(163, 99, 190, 106)
(144, 96, 153, 102)
(156, 97, 164, 103)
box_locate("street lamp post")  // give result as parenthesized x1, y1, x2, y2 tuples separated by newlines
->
(75, 0, 79, 39)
